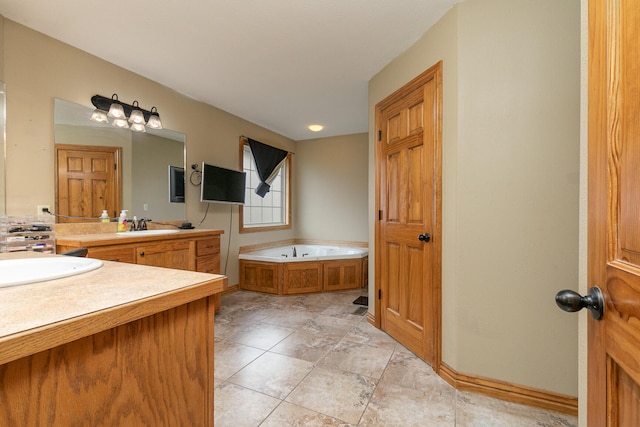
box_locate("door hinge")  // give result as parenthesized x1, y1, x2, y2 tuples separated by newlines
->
(378, 289, 382, 300)
(378, 130, 382, 141)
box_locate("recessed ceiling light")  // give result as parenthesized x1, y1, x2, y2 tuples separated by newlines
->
(308, 124, 324, 132)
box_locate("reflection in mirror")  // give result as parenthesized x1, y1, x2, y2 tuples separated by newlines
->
(0, 82, 5, 215)
(54, 98, 186, 222)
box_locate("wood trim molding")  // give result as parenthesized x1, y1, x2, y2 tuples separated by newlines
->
(366, 312, 376, 326)
(438, 363, 578, 416)
(222, 284, 240, 296)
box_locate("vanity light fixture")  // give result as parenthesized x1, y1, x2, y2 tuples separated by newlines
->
(128, 101, 146, 125)
(106, 94, 126, 119)
(130, 123, 146, 133)
(146, 107, 163, 130)
(112, 119, 130, 129)
(89, 108, 109, 124)
(90, 94, 163, 131)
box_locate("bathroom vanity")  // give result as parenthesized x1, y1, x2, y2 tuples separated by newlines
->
(0, 252, 225, 426)
(56, 228, 225, 309)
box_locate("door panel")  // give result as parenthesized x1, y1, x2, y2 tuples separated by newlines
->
(588, 0, 640, 424)
(375, 62, 442, 366)
(55, 144, 121, 223)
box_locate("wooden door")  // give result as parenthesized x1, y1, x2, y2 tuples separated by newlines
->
(588, 0, 640, 425)
(375, 62, 442, 366)
(55, 144, 121, 223)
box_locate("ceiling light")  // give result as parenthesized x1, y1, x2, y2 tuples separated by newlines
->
(308, 124, 324, 132)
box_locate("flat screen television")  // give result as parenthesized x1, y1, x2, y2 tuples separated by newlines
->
(168, 165, 185, 203)
(200, 162, 246, 204)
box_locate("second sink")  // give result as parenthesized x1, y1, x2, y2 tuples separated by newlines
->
(116, 229, 179, 237)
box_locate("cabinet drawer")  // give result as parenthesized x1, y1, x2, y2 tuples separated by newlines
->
(88, 247, 135, 263)
(196, 238, 220, 256)
(196, 255, 220, 274)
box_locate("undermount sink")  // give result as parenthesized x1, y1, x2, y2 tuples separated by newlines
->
(116, 229, 179, 236)
(0, 257, 104, 288)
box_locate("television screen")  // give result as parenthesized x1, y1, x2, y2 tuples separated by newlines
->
(169, 165, 185, 203)
(200, 162, 246, 204)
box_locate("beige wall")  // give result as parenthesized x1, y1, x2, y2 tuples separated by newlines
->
(369, 0, 580, 396)
(295, 133, 368, 242)
(2, 19, 297, 284)
(131, 132, 185, 220)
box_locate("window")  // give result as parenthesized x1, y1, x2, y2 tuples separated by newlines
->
(240, 142, 291, 232)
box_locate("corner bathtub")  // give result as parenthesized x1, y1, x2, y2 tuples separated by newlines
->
(239, 244, 368, 295)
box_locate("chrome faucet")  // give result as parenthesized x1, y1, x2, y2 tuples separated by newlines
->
(293, 246, 297, 257)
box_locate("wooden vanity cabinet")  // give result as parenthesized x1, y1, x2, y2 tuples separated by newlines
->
(57, 230, 224, 308)
(57, 231, 221, 271)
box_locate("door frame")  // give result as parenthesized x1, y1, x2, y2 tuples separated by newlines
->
(374, 61, 443, 370)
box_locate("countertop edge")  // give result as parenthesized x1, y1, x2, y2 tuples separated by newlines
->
(56, 229, 224, 247)
(0, 275, 226, 366)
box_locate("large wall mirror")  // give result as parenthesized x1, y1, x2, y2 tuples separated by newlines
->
(0, 82, 5, 216)
(54, 98, 186, 222)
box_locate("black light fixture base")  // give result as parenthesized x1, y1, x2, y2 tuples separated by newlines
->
(91, 94, 159, 123)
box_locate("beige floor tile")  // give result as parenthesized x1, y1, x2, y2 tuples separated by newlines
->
(304, 313, 363, 331)
(214, 382, 280, 427)
(360, 380, 456, 426)
(319, 341, 394, 379)
(214, 341, 264, 380)
(455, 391, 562, 427)
(322, 303, 367, 321)
(261, 401, 354, 426)
(286, 366, 376, 424)
(261, 307, 319, 328)
(341, 321, 399, 350)
(227, 322, 295, 350)
(270, 328, 344, 363)
(381, 345, 447, 391)
(228, 352, 314, 399)
(216, 291, 576, 427)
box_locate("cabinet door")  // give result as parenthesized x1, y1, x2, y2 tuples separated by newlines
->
(323, 260, 362, 291)
(136, 240, 193, 270)
(284, 262, 322, 294)
(240, 261, 281, 294)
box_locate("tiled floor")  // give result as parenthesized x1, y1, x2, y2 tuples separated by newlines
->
(214, 289, 578, 426)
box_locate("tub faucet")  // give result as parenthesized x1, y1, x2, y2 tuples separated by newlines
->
(293, 246, 297, 257)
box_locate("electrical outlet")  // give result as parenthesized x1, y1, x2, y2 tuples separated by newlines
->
(37, 205, 50, 215)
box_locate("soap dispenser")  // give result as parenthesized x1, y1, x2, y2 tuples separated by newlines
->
(117, 210, 128, 232)
(100, 210, 110, 223)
